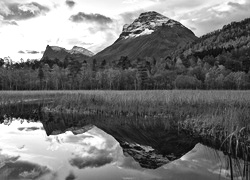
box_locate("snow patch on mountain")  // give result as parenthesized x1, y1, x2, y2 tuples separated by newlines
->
(120, 11, 184, 39)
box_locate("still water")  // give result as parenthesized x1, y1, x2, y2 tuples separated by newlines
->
(0, 118, 233, 180)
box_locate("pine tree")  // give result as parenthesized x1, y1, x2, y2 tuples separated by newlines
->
(38, 66, 44, 89)
(136, 58, 148, 90)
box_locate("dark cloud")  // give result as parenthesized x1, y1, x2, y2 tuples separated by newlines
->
(65, 0, 76, 8)
(69, 146, 113, 169)
(69, 155, 113, 169)
(227, 2, 250, 10)
(26, 126, 40, 130)
(0, 2, 50, 21)
(0, 153, 50, 179)
(69, 12, 112, 25)
(17, 126, 40, 131)
(65, 172, 76, 180)
(0, 160, 50, 179)
(18, 50, 25, 54)
(18, 145, 25, 150)
(26, 50, 40, 54)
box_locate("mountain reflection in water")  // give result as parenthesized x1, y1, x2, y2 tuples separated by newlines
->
(0, 118, 232, 180)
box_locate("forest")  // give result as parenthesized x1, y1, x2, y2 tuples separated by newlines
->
(0, 48, 249, 90)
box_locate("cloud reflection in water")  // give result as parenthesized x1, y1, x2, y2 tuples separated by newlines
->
(0, 119, 234, 180)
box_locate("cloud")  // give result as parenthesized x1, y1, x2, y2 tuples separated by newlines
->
(69, 12, 113, 25)
(122, 0, 139, 4)
(68, 131, 116, 169)
(67, 38, 93, 46)
(69, 153, 113, 169)
(119, 9, 144, 24)
(0, 154, 20, 163)
(25, 126, 40, 130)
(89, 32, 117, 53)
(26, 50, 40, 54)
(17, 50, 40, 55)
(0, 15, 18, 26)
(6, 20, 17, 25)
(65, 172, 76, 180)
(65, 0, 76, 8)
(227, 1, 250, 10)
(18, 50, 25, 54)
(0, 2, 50, 21)
(0, 160, 51, 179)
(177, 1, 250, 36)
(1, 20, 18, 26)
(149, 0, 208, 9)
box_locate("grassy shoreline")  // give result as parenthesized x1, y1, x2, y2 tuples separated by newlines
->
(1, 90, 250, 154)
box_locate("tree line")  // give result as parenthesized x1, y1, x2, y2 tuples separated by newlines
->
(0, 45, 250, 90)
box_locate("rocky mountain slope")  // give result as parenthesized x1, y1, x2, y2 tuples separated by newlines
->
(41, 45, 94, 62)
(92, 11, 197, 63)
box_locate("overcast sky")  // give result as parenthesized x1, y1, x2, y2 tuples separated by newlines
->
(0, 0, 249, 61)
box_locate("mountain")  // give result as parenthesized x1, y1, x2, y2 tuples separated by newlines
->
(71, 46, 95, 57)
(92, 11, 197, 63)
(37, 110, 198, 169)
(176, 18, 250, 59)
(43, 123, 94, 136)
(169, 17, 250, 74)
(41, 45, 94, 62)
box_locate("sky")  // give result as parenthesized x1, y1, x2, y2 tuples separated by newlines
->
(0, 0, 250, 61)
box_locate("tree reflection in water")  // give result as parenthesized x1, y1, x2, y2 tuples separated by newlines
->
(0, 103, 243, 179)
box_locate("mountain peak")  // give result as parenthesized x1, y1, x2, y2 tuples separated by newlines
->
(120, 11, 183, 39)
(92, 11, 197, 63)
(71, 46, 94, 57)
(41, 45, 94, 61)
(138, 11, 169, 21)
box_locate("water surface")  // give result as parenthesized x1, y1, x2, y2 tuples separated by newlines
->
(0, 118, 233, 180)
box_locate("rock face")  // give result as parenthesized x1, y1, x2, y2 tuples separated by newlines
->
(121, 142, 170, 169)
(71, 46, 94, 57)
(41, 45, 94, 62)
(92, 11, 197, 62)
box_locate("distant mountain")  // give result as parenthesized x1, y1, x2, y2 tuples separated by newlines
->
(41, 45, 94, 62)
(43, 122, 94, 136)
(92, 11, 197, 63)
(71, 46, 95, 57)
